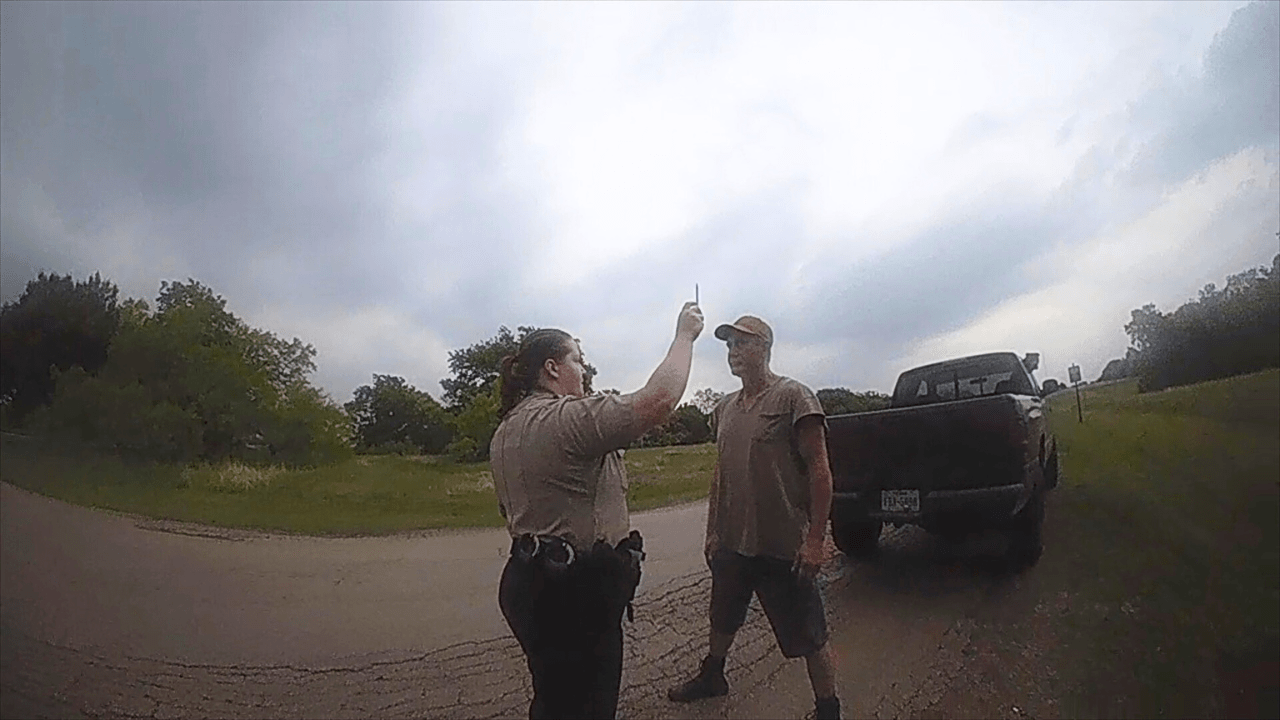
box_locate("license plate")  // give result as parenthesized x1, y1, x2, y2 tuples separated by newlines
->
(881, 489, 920, 512)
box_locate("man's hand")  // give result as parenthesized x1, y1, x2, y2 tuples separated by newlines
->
(792, 534, 825, 579)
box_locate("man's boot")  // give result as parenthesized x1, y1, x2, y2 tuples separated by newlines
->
(814, 695, 841, 720)
(666, 655, 728, 702)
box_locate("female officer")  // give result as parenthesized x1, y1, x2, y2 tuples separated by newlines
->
(491, 301, 704, 720)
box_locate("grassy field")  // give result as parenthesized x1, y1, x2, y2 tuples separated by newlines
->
(0, 438, 716, 536)
(1035, 370, 1279, 718)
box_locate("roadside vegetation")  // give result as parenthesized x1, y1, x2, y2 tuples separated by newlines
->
(0, 436, 717, 535)
(1027, 370, 1278, 718)
(1099, 252, 1278, 390)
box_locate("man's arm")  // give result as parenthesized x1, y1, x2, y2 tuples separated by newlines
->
(794, 415, 833, 575)
(704, 459, 720, 561)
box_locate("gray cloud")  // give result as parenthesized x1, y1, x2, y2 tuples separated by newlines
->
(759, 1, 1278, 382)
(1124, 0, 1279, 188)
(1, 1, 535, 338)
(2, 1, 1275, 403)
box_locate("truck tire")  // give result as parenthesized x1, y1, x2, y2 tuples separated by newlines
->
(1045, 446, 1060, 489)
(1006, 489, 1045, 571)
(831, 515, 881, 559)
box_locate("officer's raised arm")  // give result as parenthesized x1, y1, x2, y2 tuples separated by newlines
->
(627, 301, 704, 429)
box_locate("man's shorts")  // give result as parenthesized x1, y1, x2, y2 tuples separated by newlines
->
(708, 549, 829, 658)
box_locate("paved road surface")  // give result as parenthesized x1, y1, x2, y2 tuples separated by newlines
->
(1, 482, 710, 666)
(2, 481, 1060, 719)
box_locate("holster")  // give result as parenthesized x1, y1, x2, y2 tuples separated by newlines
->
(611, 530, 644, 623)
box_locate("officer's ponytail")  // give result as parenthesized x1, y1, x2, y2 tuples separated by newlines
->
(498, 328, 575, 420)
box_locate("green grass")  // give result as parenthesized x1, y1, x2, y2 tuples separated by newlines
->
(624, 442, 718, 510)
(0, 439, 716, 536)
(1040, 370, 1279, 718)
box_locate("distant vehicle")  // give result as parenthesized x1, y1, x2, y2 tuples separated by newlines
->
(825, 352, 1059, 570)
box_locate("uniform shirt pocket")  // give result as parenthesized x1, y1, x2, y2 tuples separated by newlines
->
(754, 412, 790, 442)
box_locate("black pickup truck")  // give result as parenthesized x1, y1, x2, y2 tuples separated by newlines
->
(825, 352, 1058, 569)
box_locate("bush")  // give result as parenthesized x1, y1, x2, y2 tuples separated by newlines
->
(448, 386, 501, 462)
(634, 403, 711, 448)
(446, 435, 481, 463)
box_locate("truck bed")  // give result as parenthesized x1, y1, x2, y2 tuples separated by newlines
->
(825, 394, 1030, 495)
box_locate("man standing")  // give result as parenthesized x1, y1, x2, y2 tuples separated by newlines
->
(667, 315, 842, 720)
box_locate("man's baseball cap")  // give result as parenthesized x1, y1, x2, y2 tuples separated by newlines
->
(714, 315, 774, 346)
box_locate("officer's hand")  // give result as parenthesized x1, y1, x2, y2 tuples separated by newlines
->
(677, 301, 704, 342)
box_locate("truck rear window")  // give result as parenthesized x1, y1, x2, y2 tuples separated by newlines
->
(893, 356, 1035, 407)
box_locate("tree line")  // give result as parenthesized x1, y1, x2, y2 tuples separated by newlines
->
(1, 276, 349, 465)
(1115, 252, 1279, 392)
(8, 253, 1273, 467)
(0, 272, 891, 466)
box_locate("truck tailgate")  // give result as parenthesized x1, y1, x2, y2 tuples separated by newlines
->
(825, 395, 1028, 493)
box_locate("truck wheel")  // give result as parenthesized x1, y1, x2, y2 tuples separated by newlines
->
(1006, 490, 1044, 571)
(1045, 447, 1060, 489)
(831, 516, 881, 559)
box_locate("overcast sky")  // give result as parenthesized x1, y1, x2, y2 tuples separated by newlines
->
(3, 1, 1278, 403)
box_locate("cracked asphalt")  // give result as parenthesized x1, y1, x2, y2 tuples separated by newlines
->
(2, 481, 1058, 719)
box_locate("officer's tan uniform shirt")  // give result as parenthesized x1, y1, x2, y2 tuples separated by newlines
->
(711, 377, 826, 562)
(490, 391, 644, 550)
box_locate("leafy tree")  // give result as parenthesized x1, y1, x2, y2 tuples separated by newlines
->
(1096, 357, 1134, 382)
(441, 325, 598, 410)
(1124, 252, 1280, 392)
(692, 387, 725, 414)
(1124, 304, 1166, 356)
(344, 374, 453, 454)
(446, 384, 502, 462)
(815, 387, 892, 416)
(438, 325, 601, 461)
(635, 402, 711, 448)
(442, 326, 524, 410)
(37, 278, 349, 466)
(266, 383, 353, 466)
(0, 272, 121, 424)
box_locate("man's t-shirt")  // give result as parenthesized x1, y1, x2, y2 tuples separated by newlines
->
(711, 376, 826, 561)
(490, 390, 645, 550)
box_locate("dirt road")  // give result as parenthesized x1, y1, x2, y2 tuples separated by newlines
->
(2, 481, 1059, 719)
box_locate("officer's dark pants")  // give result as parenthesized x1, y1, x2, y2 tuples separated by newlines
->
(499, 541, 641, 720)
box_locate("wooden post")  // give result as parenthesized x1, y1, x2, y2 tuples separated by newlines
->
(1069, 364, 1083, 423)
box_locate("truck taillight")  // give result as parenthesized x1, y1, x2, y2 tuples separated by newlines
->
(1010, 399, 1030, 448)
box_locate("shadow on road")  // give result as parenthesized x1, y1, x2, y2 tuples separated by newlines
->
(831, 525, 1022, 601)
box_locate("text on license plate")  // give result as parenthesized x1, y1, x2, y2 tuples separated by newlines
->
(881, 489, 920, 512)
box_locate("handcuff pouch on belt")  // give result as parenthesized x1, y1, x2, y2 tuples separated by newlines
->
(512, 533, 576, 572)
(511, 530, 645, 622)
